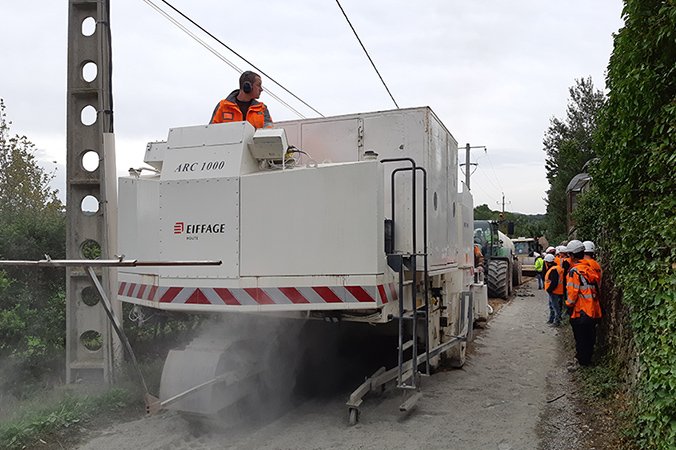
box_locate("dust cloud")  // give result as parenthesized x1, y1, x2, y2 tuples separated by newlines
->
(164, 314, 398, 433)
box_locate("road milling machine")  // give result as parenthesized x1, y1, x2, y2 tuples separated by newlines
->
(117, 107, 488, 424)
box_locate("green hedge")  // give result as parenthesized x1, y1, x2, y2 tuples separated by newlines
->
(574, 1, 676, 448)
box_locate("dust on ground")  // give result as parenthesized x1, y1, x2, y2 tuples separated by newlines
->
(67, 279, 628, 450)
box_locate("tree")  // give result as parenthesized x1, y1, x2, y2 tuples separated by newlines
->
(542, 77, 605, 243)
(0, 99, 66, 391)
(0, 100, 61, 217)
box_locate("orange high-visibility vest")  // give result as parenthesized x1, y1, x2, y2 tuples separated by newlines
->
(545, 265, 564, 295)
(210, 99, 270, 129)
(566, 263, 602, 319)
(582, 257, 603, 285)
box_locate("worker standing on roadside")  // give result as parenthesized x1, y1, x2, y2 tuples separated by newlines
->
(210, 71, 273, 129)
(534, 252, 544, 289)
(565, 240, 602, 367)
(582, 240, 603, 287)
(544, 254, 563, 326)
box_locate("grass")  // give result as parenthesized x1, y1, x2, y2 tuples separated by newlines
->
(0, 356, 168, 449)
(0, 386, 137, 449)
(578, 356, 623, 398)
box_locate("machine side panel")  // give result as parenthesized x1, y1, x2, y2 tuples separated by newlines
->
(297, 118, 361, 163)
(118, 176, 160, 273)
(240, 161, 384, 276)
(278, 108, 460, 268)
(158, 178, 240, 278)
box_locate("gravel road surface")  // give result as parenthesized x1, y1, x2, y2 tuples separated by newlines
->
(79, 280, 574, 450)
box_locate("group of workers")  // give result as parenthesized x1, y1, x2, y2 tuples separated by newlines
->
(533, 240, 603, 367)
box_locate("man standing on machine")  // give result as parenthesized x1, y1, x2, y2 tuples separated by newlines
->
(210, 71, 273, 129)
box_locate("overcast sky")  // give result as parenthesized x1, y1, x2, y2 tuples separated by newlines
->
(0, 1, 624, 214)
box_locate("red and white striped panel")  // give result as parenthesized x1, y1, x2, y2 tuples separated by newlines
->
(118, 282, 398, 306)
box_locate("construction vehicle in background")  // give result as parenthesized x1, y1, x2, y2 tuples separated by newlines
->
(116, 107, 489, 424)
(473, 220, 521, 299)
(512, 237, 538, 275)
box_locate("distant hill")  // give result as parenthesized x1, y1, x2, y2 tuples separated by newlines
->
(473, 204, 547, 240)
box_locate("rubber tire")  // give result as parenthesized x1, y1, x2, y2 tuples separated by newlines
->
(487, 259, 509, 299)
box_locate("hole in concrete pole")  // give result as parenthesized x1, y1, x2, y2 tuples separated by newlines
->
(81, 239, 101, 259)
(82, 17, 96, 36)
(81, 195, 99, 215)
(80, 330, 102, 352)
(81, 105, 97, 126)
(82, 61, 98, 82)
(81, 286, 100, 307)
(81, 150, 99, 172)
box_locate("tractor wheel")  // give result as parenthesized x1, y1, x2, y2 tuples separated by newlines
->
(487, 259, 509, 299)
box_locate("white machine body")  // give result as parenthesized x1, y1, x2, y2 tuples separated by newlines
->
(117, 107, 483, 321)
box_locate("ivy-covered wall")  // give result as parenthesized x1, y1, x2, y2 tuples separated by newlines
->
(575, 1, 676, 448)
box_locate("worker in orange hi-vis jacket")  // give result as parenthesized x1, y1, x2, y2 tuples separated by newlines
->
(565, 240, 602, 368)
(210, 71, 273, 129)
(581, 240, 603, 288)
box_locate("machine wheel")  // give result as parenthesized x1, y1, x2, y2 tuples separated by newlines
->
(348, 407, 359, 426)
(487, 259, 509, 299)
(512, 260, 523, 287)
(447, 341, 467, 368)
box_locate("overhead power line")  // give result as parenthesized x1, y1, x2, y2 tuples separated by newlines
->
(334, 0, 399, 109)
(142, 0, 323, 118)
(156, 0, 323, 117)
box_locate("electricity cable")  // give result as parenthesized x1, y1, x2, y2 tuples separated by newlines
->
(476, 165, 503, 194)
(154, 0, 324, 118)
(140, 0, 307, 118)
(334, 0, 400, 109)
(483, 150, 505, 192)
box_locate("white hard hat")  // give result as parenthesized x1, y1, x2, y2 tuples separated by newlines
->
(555, 245, 566, 255)
(546, 246, 555, 254)
(534, 252, 540, 257)
(566, 239, 585, 254)
(544, 254, 555, 263)
(583, 241, 595, 253)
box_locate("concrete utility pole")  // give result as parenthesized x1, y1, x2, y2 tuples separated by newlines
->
(498, 192, 511, 215)
(459, 143, 486, 190)
(66, 0, 119, 383)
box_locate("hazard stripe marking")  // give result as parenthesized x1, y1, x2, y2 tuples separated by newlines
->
(279, 287, 310, 304)
(378, 285, 388, 304)
(346, 285, 374, 303)
(214, 288, 241, 305)
(160, 286, 182, 303)
(389, 282, 398, 301)
(244, 288, 275, 305)
(147, 285, 158, 301)
(126, 283, 136, 297)
(119, 282, 392, 306)
(313, 286, 342, 303)
(185, 289, 210, 305)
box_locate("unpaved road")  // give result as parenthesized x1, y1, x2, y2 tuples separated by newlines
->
(79, 280, 579, 450)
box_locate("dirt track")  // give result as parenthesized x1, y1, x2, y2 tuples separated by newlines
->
(78, 280, 580, 450)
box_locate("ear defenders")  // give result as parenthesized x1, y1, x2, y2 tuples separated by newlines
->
(242, 80, 253, 93)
